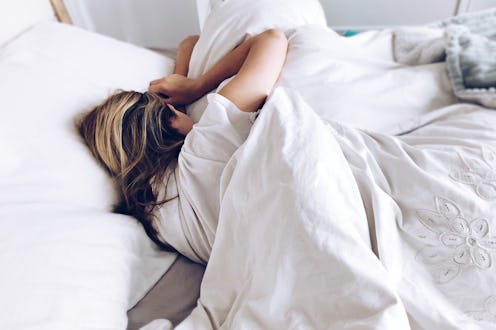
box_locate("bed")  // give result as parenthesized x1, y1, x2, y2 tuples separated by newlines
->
(1, 0, 495, 329)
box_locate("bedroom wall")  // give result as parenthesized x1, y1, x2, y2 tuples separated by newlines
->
(320, 0, 460, 30)
(63, 0, 494, 49)
(63, 0, 207, 49)
(468, 0, 496, 11)
(320, 0, 495, 31)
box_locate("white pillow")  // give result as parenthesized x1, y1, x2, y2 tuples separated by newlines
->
(186, 0, 327, 122)
(0, 21, 174, 210)
(0, 0, 54, 47)
(0, 21, 176, 329)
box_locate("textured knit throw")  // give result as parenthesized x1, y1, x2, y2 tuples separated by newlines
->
(393, 8, 496, 108)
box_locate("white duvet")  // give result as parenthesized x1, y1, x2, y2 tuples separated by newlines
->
(145, 2, 496, 329)
(177, 86, 496, 329)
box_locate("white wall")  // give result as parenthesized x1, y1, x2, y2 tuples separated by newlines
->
(63, 0, 495, 49)
(320, 0, 456, 30)
(64, 0, 209, 49)
(468, 0, 496, 11)
(320, 0, 495, 31)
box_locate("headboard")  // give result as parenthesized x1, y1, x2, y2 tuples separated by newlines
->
(49, 0, 72, 24)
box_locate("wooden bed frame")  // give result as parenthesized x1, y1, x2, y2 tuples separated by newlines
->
(49, 0, 72, 24)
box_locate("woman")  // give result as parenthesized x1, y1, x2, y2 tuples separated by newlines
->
(78, 29, 288, 263)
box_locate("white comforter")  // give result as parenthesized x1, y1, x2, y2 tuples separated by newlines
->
(178, 85, 496, 329)
(142, 17, 496, 330)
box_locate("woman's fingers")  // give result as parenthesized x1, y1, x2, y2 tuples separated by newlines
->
(149, 78, 162, 86)
(148, 82, 161, 93)
(148, 79, 169, 95)
(148, 82, 174, 103)
(148, 74, 199, 106)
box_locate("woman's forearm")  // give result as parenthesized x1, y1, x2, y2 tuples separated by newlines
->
(148, 36, 250, 104)
(174, 35, 199, 76)
(148, 30, 287, 108)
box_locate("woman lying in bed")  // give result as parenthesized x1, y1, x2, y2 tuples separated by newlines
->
(78, 29, 288, 264)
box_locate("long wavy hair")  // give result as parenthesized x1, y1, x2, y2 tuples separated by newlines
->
(77, 91, 184, 250)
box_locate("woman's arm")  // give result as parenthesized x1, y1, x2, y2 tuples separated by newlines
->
(218, 29, 287, 112)
(148, 35, 198, 98)
(148, 29, 288, 110)
(173, 35, 199, 76)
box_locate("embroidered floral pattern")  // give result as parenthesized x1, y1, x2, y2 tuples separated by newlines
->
(415, 196, 496, 283)
(450, 145, 496, 200)
(466, 296, 496, 323)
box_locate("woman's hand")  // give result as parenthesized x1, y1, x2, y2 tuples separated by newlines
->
(148, 74, 201, 106)
(148, 35, 201, 106)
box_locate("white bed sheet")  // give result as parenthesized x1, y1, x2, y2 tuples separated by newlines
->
(0, 22, 177, 329)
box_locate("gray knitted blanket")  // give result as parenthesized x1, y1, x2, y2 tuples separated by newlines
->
(393, 9, 496, 108)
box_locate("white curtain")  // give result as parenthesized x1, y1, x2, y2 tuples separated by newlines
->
(64, 0, 210, 49)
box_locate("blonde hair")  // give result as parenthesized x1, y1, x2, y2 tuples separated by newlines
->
(77, 91, 184, 250)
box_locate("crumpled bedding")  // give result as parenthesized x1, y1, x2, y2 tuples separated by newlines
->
(176, 88, 411, 329)
(160, 86, 496, 329)
(142, 2, 496, 329)
(190, 24, 458, 135)
(145, 24, 496, 330)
